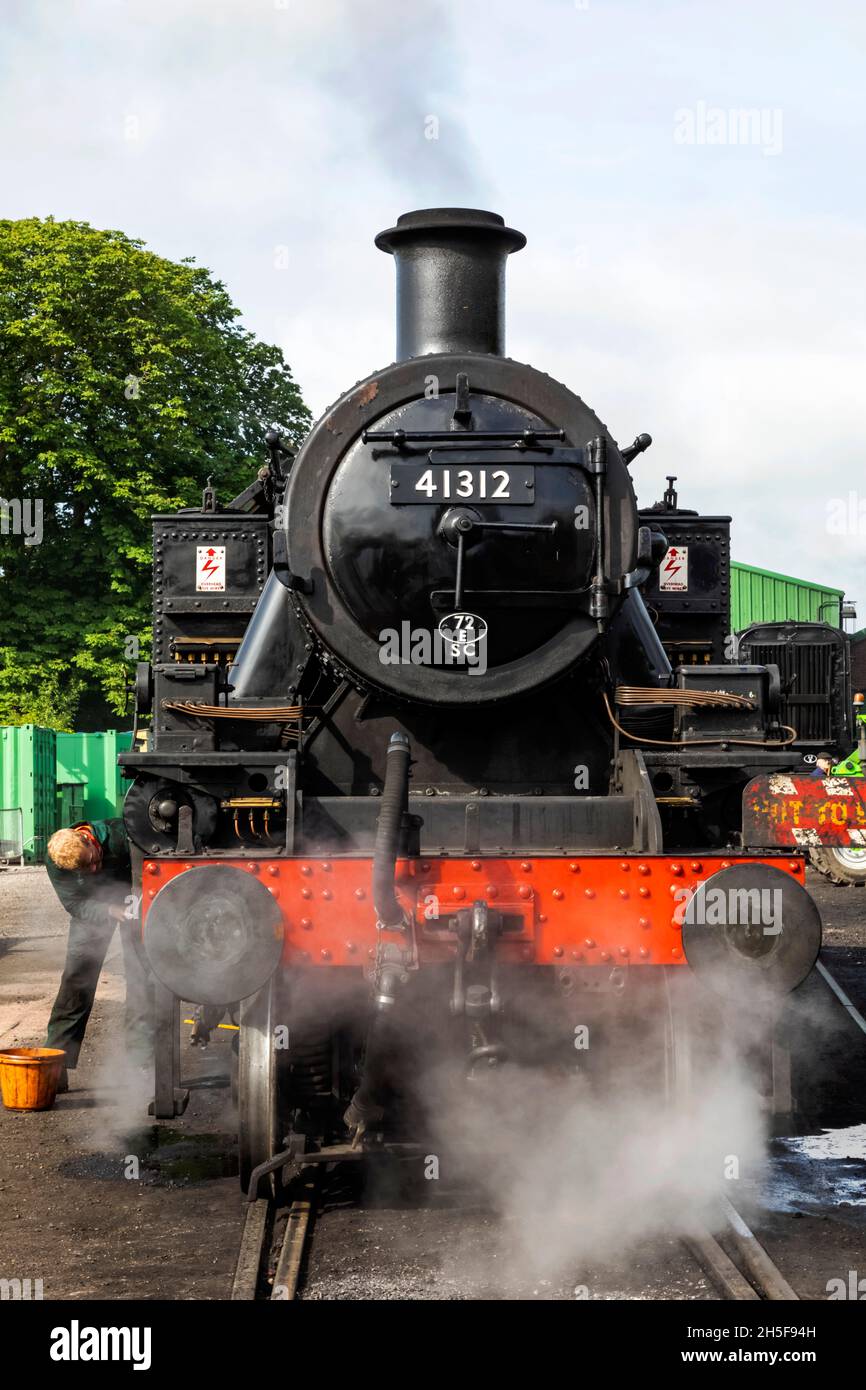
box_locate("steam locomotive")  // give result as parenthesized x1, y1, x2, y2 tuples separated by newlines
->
(122, 209, 835, 1190)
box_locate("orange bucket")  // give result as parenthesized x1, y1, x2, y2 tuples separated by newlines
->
(0, 1048, 66, 1111)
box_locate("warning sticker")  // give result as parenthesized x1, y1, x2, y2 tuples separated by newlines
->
(659, 545, 688, 592)
(196, 545, 226, 592)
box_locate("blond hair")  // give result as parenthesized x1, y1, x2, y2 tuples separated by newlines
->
(47, 828, 92, 871)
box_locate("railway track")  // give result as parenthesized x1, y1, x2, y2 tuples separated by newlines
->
(231, 1175, 320, 1301)
(815, 958, 866, 1040)
(229, 954, 865, 1301)
(684, 1198, 799, 1301)
(231, 1165, 801, 1302)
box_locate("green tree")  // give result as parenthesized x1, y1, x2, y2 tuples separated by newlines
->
(0, 217, 310, 730)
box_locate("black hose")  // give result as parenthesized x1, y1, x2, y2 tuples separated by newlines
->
(372, 731, 410, 928)
(343, 979, 399, 1132)
(344, 733, 411, 1134)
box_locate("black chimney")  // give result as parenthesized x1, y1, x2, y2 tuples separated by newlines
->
(375, 208, 526, 360)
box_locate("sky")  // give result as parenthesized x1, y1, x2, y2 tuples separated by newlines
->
(1, 0, 864, 612)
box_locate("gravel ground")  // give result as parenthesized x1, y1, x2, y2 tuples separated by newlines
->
(1, 863, 864, 1301)
(0, 867, 241, 1301)
(297, 1197, 717, 1300)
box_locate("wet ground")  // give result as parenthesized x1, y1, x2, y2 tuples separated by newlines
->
(1, 865, 864, 1300)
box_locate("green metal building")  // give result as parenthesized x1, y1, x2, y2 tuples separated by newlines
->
(731, 562, 844, 631)
(55, 730, 133, 823)
(0, 727, 132, 863)
(0, 725, 58, 863)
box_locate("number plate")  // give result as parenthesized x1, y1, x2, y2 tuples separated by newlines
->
(390, 463, 535, 505)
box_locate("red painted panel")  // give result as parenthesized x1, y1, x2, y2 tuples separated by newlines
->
(141, 853, 807, 968)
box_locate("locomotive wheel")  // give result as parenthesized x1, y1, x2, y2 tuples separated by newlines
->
(238, 974, 285, 1196)
(810, 846, 866, 887)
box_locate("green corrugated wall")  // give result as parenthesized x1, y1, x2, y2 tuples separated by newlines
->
(0, 725, 58, 863)
(731, 563, 843, 631)
(55, 730, 133, 823)
(0, 728, 133, 863)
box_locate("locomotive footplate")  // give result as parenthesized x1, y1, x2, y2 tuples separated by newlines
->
(140, 853, 813, 975)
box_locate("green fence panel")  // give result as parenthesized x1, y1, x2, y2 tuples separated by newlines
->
(0, 725, 58, 863)
(55, 731, 133, 822)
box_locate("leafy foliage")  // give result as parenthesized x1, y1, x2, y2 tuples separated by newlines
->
(0, 217, 310, 729)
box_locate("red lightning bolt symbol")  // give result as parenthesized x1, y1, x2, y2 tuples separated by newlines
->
(201, 548, 220, 576)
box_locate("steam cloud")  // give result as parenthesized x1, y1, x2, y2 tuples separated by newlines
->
(296, 0, 490, 198)
(414, 976, 772, 1295)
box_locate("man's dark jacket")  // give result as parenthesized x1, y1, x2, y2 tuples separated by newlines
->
(45, 819, 131, 922)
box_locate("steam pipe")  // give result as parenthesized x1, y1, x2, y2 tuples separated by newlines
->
(342, 960, 404, 1136)
(375, 208, 525, 359)
(372, 731, 410, 928)
(228, 571, 293, 701)
(343, 732, 412, 1137)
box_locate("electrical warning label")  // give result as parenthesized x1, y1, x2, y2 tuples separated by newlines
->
(659, 545, 688, 592)
(196, 545, 226, 592)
